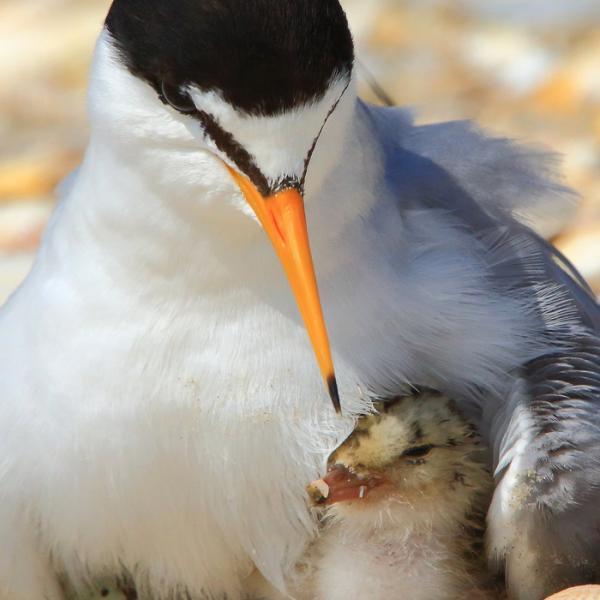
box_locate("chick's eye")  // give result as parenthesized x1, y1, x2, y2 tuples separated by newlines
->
(161, 81, 196, 114)
(403, 444, 434, 458)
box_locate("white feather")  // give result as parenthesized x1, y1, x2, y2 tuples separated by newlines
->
(0, 29, 576, 600)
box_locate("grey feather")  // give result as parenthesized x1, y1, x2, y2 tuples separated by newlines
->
(364, 103, 600, 335)
(492, 335, 600, 599)
(367, 103, 600, 598)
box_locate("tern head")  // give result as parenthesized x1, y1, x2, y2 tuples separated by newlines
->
(309, 393, 491, 526)
(104, 0, 356, 412)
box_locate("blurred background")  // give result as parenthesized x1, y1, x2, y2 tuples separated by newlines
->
(1, 0, 599, 304)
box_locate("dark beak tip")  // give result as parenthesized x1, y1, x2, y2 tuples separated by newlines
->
(327, 375, 342, 415)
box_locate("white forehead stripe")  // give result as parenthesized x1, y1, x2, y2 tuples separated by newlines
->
(187, 77, 351, 182)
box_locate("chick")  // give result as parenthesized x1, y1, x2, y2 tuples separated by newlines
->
(249, 391, 499, 600)
(308, 391, 498, 600)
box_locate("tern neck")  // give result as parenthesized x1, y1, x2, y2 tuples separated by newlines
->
(47, 33, 385, 329)
(55, 113, 377, 313)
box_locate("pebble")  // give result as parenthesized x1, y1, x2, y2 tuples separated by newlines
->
(0, 153, 79, 201)
(458, 0, 600, 30)
(545, 585, 600, 599)
(555, 226, 600, 291)
(0, 252, 36, 305)
(0, 200, 53, 253)
(461, 27, 556, 96)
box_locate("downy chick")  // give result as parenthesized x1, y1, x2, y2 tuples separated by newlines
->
(306, 391, 497, 600)
(248, 392, 498, 600)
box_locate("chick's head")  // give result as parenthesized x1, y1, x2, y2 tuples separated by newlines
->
(310, 392, 491, 527)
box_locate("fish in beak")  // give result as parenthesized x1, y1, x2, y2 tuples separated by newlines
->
(226, 165, 341, 413)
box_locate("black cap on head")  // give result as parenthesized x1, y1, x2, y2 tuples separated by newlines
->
(105, 0, 354, 116)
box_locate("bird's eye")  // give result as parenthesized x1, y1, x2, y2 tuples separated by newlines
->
(403, 445, 433, 458)
(161, 81, 197, 114)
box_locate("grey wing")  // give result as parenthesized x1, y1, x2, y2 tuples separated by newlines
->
(534, 235, 600, 332)
(391, 107, 600, 331)
(367, 103, 579, 235)
(373, 103, 600, 598)
(407, 119, 600, 598)
(488, 335, 600, 600)
(382, 103, 600, 333)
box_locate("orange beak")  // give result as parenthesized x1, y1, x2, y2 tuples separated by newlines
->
(226, 165, 341, 413)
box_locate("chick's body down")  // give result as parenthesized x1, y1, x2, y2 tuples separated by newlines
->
(252, 392, 499, 600)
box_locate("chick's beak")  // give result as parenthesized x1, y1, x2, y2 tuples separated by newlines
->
(226, 165, 341, 413)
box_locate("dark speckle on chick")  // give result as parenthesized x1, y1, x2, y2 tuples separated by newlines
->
(309, 392, 500, 600)
(253, 392, 500, 600)
(253, 391, 502, 600)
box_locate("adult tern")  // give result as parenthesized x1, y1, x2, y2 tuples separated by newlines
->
(0, 1, 598, 599)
